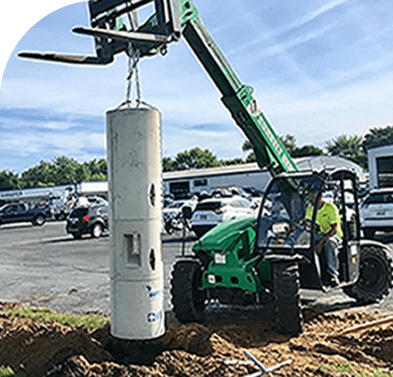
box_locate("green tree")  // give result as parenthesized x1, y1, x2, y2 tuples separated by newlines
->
(75, 164, 91, 183)
(90, 172, 107, 181)
(242, 139, 256, 162)
(162, 157, 177, 172)
(291, 145, 323, 157)
(242, 134, 323, 163)
(220, 158, 245, 166)
(20, 160, 55, 188)
(173, 147, 221, 170)
(363, 125, 393, 150)
(280, 134, 297, 155)
(242, 139, 253, 152)
(281, 134, 323, 157)
(19, 156, 109, 186)
(245, 152, 257, 163)
(85, 158, 107, 179)
(326, 134, 366, 168)
(0, 171, 20, 190)
(51, 156, 80, 185)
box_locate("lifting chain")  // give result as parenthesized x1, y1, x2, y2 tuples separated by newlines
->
(122, 1, 142, 107)
(120, 4, 156, 110)
(125, 43, 141, 107)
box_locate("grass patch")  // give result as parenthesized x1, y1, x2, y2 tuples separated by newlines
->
(356, 371, 393, 377)
(0, 366, 23, 377)
(320, 363, 393, 377)
(3, 306, 110, 330)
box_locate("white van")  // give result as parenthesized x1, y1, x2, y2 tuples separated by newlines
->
(360, 188, 393, 238)
(191, 196, 258, 237)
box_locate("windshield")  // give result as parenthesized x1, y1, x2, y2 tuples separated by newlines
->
(70, 207, 89, 219)
(257, 176, 323, 249)
(257, 172, 359, 249)
(167, 201, 184, 209)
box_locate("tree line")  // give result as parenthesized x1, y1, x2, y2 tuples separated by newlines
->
(0, 157, 107, 191)
(163, 125, 393, 172)
(1, 125, 392, 191)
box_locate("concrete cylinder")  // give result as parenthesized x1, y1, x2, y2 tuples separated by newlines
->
(106, 105, 164, 340)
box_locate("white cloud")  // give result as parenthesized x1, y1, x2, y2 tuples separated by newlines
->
(1, 116, 75, 131)
(163, 126, 247, 160)
(2, 130, 105, 157)
(266, 70, 393, 146)
(287, 0, 352, 32)
(253, 24, 334, 60)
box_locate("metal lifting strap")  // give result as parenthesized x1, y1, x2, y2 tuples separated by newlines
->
(121, 43, 157, 110)
(125, 43, 141, 107)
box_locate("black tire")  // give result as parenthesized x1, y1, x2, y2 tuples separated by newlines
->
(193, 228, 204, 238)
(343, 245, 393, 303)
(71, 232, 82, 239)
(33, 214, 46, 226)
(193, 226, 211, 238)
(91, 223, 103, 238)
(272, 262, 303, 336)
(363, 228, 376, 239)
(165, 220, 174, 235)
(170, 259, 206, 323)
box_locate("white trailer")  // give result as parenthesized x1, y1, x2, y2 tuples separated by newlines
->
(0, 184, 75, 204)
(77, 181, 108, 197)
(367, 142, 393, 189)
(0, 181, 109, 204)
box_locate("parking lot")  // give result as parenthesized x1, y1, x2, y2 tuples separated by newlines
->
(1, 221, 393, 317)
(0, 221, 194, 316)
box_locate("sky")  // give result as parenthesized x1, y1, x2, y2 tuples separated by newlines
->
(1, 0, 393, 174)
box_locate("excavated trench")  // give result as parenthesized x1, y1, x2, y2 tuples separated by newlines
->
(1, 302, 393, 376)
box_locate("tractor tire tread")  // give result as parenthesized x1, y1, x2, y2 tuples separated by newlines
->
(273, 262, 303, 336)
(343, 245, 393, 304)
(170, 259, 206, 323)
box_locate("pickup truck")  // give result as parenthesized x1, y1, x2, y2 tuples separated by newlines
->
(0, 202, 50, 227)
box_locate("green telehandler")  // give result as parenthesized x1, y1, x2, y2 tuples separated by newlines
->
(172, 168, 393, 334)
(19, 0, 393, 335)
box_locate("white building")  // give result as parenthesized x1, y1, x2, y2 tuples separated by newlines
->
(163, 163, 270, 198)
(162, 155, 366, 198)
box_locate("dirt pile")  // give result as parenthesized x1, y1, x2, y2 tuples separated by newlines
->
(1, 302, 393, 376)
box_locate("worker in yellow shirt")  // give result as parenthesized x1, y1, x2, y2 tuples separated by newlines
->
(304, 191, 343, 287)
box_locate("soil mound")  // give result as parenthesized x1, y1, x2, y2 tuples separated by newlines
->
(1, 303, 393, 376)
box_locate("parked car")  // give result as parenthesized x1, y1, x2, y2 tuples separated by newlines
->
(163, 197, 197, 234)
(191, 196, 258, 237)
(66, 201, 109, 239)
(360, 188, 393, 238)
(242, 186, 264, 197)
(209, 186, 250, 198)
(0, 202, 50, 227)
(47, 196, 75, 221)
